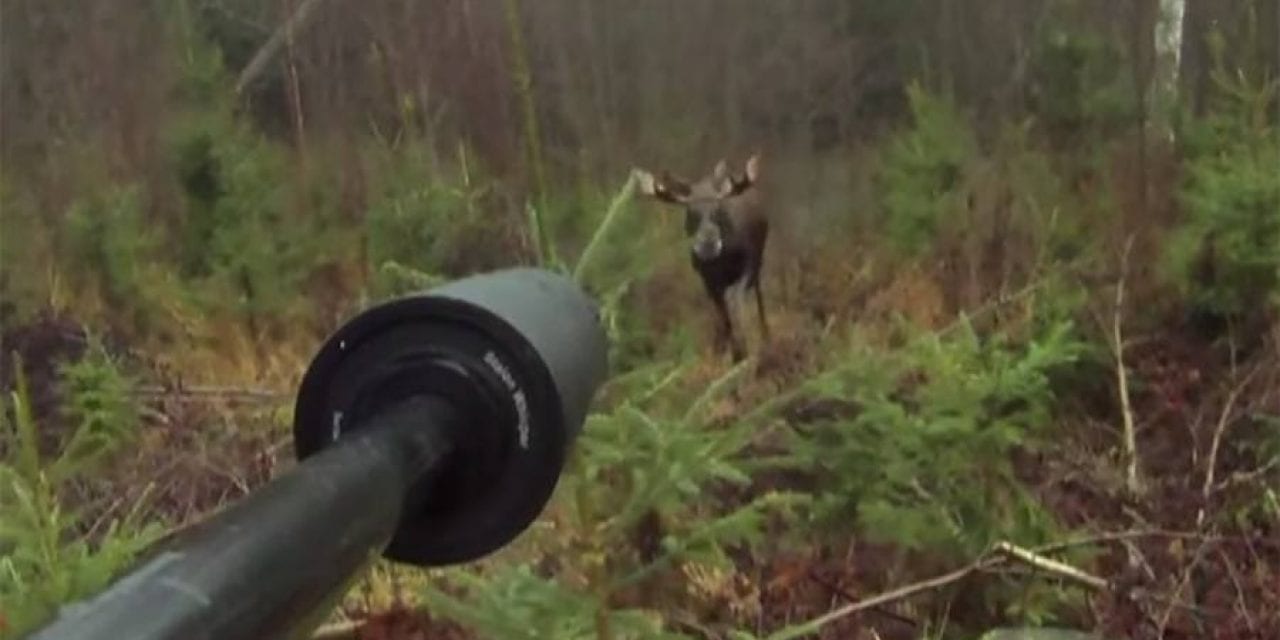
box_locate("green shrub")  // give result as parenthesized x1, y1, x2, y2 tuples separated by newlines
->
(63, 185, 164, 326)
(363, 141, 505, 296)
(420, 564, 683, 640)
(0, 349, 163, 638)
(875, 82, 977, 256)
(1028, 6, 1137, 138)
(787, 318, 1085, 559)
(168, 108, 333, 327)
(420, 361, 807, 638)
(1165, 31, 1280, 324)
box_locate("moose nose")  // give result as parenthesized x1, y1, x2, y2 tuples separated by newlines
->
(693, 236, 723, 260)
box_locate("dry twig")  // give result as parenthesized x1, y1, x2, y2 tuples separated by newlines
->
(1113, 235, 1141, 495)
(1217, 547, 1256, 634)
(131, 385, 286, 402)
(769, 540, 1117, 640)
(1199, 366, 1261, 528)
(993, 542, 1110, 591)
(765, 558, 993, 640)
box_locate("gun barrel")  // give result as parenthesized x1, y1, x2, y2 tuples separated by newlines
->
(30, 395, 459, 640)
(25, 267, 608, 640)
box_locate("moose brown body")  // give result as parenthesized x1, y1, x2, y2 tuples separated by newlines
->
(635, 155, 769, 361)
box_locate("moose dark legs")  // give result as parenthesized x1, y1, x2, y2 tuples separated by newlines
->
(702, 278, 745, 362)
(746, 258, 769, 341)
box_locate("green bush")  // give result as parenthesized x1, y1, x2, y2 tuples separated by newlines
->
(63, 185, 164, 326)
(363, 142, 495, 296)
(420, 361, 807, 638)
(0, 348, 162, 638)
(420, 564, 683, 640)
(1028, 4, 1137, 139)
(875, 82, 977, 256)
(1165, 33, 1280, 325)
(169, 108, 334, 326)
(787, 318, 1085, 559)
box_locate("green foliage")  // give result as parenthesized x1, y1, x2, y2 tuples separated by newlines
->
(1166, 35, 1280, 322)
(1028, 6, 1137, 136)
(788, 319, 1084, 559)
(172, 1, 236, 108)
(876, 83, 977, 255)
(574, 362, 801, 570)
(984, 122, 1089, 267)
(422, 361, 808, 637)
(0, 352, 162, 638)
(364, 142, 494, 297)
(50, 342, 141, 480)
(63, 185, 164, 325)
(570, 171, 675, 370)
(420, 564, 684, 640)
(168, 107, 335, 324)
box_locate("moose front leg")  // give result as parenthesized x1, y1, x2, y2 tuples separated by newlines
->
(746, 261, 770, 341)
(708, 286, 745, 362)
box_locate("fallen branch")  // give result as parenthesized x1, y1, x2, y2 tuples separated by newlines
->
(131, 385, 287, 402)
(766, 557, 994, 640)
(993, 542, 1109, 591)
(769, 539, 1113, 640)
(767, 528, 1246, 640)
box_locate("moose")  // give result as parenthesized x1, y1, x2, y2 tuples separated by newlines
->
(634, 154, 770, 361)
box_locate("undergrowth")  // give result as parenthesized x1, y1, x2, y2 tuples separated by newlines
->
(0, 347, 163, 639)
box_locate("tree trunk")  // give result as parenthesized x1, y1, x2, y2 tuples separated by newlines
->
(1152, 0, 1186, 137)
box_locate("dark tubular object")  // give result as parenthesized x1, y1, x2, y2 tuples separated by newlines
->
(29, 268, 608, 640)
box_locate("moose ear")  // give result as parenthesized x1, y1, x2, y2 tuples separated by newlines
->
(744, 153, 761, 183)
(728, 153, 761, 196)
(634, 168, 689, 204)
(712, 159, 730, 182)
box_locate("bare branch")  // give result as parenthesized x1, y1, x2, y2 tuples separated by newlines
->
(808, 570, 919, 629)
(1029, 529, 1221, 557)
(993, 541, 1110, 591)
(1114, 235, 1142, 495)
(1217, 548, 1257, 634)
(764, 558, 995, 640)
(1198, 366, 1262, 528)
(235, 0, 334, 96)
(131, 385, 287, 403)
